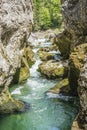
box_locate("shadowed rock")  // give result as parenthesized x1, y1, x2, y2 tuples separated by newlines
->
(54, 0, 87, 129)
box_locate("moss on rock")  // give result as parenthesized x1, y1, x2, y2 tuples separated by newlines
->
(13, 47, 35, 83)
(0, 89, 24, 114)
(22, 47, 35, 68)
(48, 78, 70, 94)
(54, 31, 73, 59)
(19, 66, 30, 83)
(69, 43, 87, 94)
(38, 60, 68, 79)
(38, 44, 58, 52)
(21, 47, 35, 68)
(38, 51, 54, 61)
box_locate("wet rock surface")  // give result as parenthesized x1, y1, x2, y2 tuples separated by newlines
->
(0, 89, 25, 114)
(38, 60, 68, 79)
(48, 78, 70, 95)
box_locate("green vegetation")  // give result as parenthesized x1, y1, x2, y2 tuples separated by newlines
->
(33, 0, 62, 31)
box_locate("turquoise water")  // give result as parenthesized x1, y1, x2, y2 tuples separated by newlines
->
(0, 39, 78, 130)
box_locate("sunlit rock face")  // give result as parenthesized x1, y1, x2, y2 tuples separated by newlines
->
(0, 0, 33, 113)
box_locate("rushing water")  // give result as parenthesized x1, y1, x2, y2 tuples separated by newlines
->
(0, 39, 78, 130)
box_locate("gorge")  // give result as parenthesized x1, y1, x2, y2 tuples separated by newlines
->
(0, 0, 87, 130)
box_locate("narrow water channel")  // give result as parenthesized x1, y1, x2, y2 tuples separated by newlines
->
(0, 38, 78, 130)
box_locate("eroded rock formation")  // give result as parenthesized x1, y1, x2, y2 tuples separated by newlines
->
(0, 0, 33, 113)
(78, 54, 87, 129)
(55, 0, 87, 59)
(55, 0, 87, 129)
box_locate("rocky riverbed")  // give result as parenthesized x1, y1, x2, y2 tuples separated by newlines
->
(0, 36, 79, 130)
(0, 0, 87, 130)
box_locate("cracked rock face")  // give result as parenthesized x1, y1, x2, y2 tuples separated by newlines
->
(55, 0, 87, 59)
(0, 0, 33, 88)
(61, 0, 87, 38)
(0, 0, 33, 113)
(58, 1, 87, 129)
(78, 54, 87, 129)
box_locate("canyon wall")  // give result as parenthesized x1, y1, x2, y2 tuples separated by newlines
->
(56, 0, 87, 129)
(0, 0, 33, 113)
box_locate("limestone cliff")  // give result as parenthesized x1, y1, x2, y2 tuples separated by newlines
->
(62, 0, 87, 44)
(0, 0, 33, 113)
(55, 0, 87, 59)
(55, 0, 87, 129)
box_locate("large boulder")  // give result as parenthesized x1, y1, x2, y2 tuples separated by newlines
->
(0, 0, 33, 113)
(0, 89, 25, 114)
(38, 60, 68, 79)
(38, 51, 54, 61)
(54, 30, 73, 59)
(48, 78, 70, 94)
